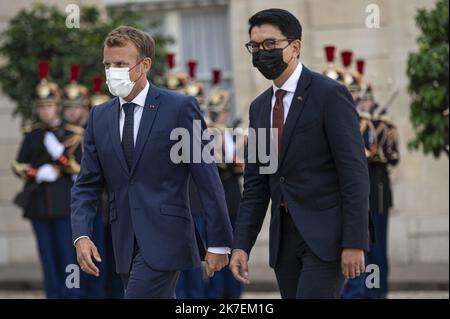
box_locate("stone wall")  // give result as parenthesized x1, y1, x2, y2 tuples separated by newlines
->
(0, 0, 448, 272)
(0, 0, 101, 266)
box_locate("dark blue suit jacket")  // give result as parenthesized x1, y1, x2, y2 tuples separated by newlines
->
(233, 66, 370, 266)
(71, 83, 233, 274)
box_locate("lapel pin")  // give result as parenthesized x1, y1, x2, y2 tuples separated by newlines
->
(297, 96, 303, 101)
(148, 104, 156, 109)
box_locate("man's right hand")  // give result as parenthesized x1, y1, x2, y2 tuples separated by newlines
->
(75, 237, 101, 277)
(229, 249, 250, 284)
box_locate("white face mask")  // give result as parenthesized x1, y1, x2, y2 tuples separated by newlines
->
(105, 67, 135, 98)
(105, 59, 145, 98)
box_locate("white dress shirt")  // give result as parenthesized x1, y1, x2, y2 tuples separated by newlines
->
(118, 81, 149, 144)
(270, 62, 303, 126)
(74, 80, 230, 255)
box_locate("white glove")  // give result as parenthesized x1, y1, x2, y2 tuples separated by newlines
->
(44, 132, 65, 160)
(36, 164, 58, 184)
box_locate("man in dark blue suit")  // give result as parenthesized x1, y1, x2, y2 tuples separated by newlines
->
(71, 26, 233, 299)
(230, 9, 370, 299)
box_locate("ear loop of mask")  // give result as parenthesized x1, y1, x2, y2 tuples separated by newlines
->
(129, 59, 145, 83)
(285, 40, 300, 65)
(283, 42, 295, 65)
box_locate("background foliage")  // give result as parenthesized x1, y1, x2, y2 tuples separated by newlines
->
(407, 0, 449, 158)
(0, 4, 172, 125)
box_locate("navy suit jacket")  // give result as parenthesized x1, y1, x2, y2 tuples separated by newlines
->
(71, 83, 233, 274)
(233, 66, 370, 267)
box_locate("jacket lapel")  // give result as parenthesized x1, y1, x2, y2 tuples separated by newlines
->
(108, 97, 130, 175)
(278, 67, 312, 167)
(262, 88, 273, 157)
(130, 83, 161, 176)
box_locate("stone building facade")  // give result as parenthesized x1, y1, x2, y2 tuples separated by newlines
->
(0, 0, 447, 280)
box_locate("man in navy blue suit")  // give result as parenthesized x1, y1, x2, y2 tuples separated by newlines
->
(71, 26, 233, 299)
(229, 9, 370, 299)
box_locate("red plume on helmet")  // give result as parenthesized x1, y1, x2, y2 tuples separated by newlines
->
(356, 59, 365, 75)
(38, 60, 49, 80)
(322, 46, 344, 83)
(324, 46, 336, 63)
(212, 69, 221, 86)
(166, 52, 175, 70)
(90, 76, 109, 107)
(187, 60, 197, 79)
(70, 64, 80, 82)
(341, 51, 353, 68)
(35, 60, 61, 104)
(92, 76, 104, 93)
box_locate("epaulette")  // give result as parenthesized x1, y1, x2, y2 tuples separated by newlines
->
(22, 125, 33, 134)
(378, 115, 393, 126)
(358, 111, 372, 120)
(23, 122, 43, 133)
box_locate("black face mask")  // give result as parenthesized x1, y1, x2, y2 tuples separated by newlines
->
(252, 48, 289, 80)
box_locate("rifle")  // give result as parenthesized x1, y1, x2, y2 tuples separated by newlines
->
(377, 89, 400, 116)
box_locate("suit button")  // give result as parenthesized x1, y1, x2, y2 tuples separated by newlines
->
(280, 176, 285, 183)
(130, 179, 135, 185)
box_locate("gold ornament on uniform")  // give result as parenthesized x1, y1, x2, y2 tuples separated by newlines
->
(35, 60, 61, 107)
(368, 113, 389, 164)
(66, 83, 79, 100)
(90, 76, 110, 107)
(322, 46, 345, 84)
(340, 50, 354, 86)
(377, 114, 399, 162)
(340, 50, 362, 93)
(62, 64, 89, 108)
(185, 60, 205, 105)
(36, 79, 50, 99)
(206, 69, 230, 115)
(355, 59, 367, 95)
(361, 83, 374, 101)
(163, 53, 189, 92)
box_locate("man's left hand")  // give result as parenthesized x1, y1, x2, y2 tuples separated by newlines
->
(205, 252, 229, 278)
(341, 248, 365, 280)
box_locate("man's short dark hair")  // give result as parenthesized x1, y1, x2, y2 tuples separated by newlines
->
(248, 8, 302, 41)
(104, 26, 155, 59)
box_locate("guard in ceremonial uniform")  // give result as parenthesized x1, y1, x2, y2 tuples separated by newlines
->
(340, 50, 363, 102)
(353, 59, 376, 157)
(61, 68, 107, 298)
(62, 64, 90, 127)
(11, 61, 83, 298)
(163, 52, 189, 93)
(89, 76, 124, 298)
(340, 58, 375, 298)
(334, 56, 400, 298)
(185, 60, 205, 107)
(322, 46, 345, 85)
(323, 48, 373, 162)
(361, 86, 400, 298)
(161, 56, 206, 299)
(204, 69, 243, 299)
(89, 76, 110, 107)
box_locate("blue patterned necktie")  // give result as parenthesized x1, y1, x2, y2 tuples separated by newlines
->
(122, 102, 135, 170)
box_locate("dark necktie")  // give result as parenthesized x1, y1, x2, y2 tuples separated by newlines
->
(122, 102, 135, 170)
(273, 89, 287, 155)
(273, 89, 289, 210)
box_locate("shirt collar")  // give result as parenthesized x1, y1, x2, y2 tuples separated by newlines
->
(119, 80, 150, 108)
(272, 61, 303, 94)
